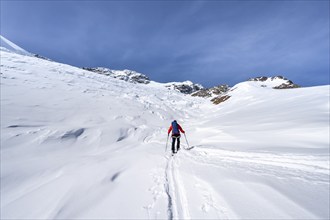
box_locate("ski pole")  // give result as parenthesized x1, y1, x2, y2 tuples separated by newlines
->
(165, 135, 169, 152)
(184, 133, 190, 148)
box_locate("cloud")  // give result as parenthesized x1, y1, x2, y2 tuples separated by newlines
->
(1, 1, 329, 87)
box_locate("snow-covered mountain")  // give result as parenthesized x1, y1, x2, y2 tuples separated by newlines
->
(164, 80, 203, 94)
(83, 67, 151, 84)
(1, 37, 329, 219)
(248, 76, 300, 89)
(83, 67, 204, 95)
(209, 76, 301, 105)
(192, 84, 230, 98)
(192, 76, 301, 105)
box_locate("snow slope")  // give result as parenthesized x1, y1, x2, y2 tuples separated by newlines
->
(1, 47, 329, 219)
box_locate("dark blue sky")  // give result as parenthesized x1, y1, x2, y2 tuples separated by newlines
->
(1, 1, 329, 87)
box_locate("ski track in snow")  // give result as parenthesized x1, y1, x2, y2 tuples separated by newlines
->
(164, 156, 191, 220)
(162, 152, 232, 220)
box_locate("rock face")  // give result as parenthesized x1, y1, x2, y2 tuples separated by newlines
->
(83, 67, 150, 84)
(211, 95, 231, 105)
(165, 81, 203, 94)
(273, 82, 300, 89)
(248, 76, 300, 89)
(192, 84, 229, 98)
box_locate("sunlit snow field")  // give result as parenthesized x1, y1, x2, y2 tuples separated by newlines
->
(1, 49, 329, 219)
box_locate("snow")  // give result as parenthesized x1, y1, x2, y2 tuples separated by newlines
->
(84, 67, 150, 84)
(164, 80, 203, 89)
(1, 44, 329, 219)
(248, 76, 292, 88)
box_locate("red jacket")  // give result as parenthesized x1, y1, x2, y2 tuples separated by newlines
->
(168, 124, 185, 135)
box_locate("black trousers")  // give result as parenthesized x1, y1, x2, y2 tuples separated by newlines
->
(171, 135, 180, 153)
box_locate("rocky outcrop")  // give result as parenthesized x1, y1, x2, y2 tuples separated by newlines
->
(248, 76, 269, 82)
(211, 95, 231, 105)
(248, 76, 300, 89)
(165, 81, 203, 94)
(191, 89, 211, 97)
(83, 67, 150, 84)
(192, 84, 229, 98)
(273, 81, 300, 89)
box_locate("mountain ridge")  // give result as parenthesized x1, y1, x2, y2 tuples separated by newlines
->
(0, 35, 302, 100)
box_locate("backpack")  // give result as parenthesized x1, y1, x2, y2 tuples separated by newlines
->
(172, 121, 180, 134)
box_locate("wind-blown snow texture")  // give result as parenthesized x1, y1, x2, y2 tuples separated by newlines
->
(1, 42, 329, 219)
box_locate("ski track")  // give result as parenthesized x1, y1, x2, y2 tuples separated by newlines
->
(164, 156, 191, 220)
(164, 158, 174, 220)
(162, 151, 231, 220)
(161, 149, 234, 220)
